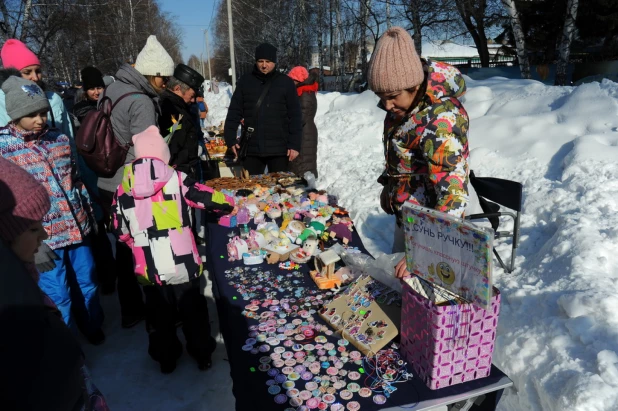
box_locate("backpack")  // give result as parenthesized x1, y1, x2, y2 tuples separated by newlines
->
(75, 90, 145, 177)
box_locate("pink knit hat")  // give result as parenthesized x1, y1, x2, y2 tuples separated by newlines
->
(1, 39, 41, 71)
(0, 157, 50, 243)
(288, 66, 309, 83)
(132, 125, 171, 164)
(368, 27, 424, 93)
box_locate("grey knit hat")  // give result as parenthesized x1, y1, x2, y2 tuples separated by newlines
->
(1, 76, 49, 121)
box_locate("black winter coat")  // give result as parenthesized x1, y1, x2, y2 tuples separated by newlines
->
(224, 66, 302, 157)
(289, 77, 318, 178)
(159, 89, 201, 178)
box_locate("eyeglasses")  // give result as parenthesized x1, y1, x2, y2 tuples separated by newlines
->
(161, 76, 170, 84)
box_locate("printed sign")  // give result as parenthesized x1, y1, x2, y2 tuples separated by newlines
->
(401, 203, 494, 310)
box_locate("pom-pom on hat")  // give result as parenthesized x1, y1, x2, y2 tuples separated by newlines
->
(134, 35, 174, 77)
(0, 157, 50, 243)
(0, 39, 40, 71)
(368, 27, 424, 93)
(132, 126, 171, 164)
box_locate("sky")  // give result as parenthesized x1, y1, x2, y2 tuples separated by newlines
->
(158, 0, 218, 63)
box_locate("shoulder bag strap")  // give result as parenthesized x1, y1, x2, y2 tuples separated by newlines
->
(245, 73, 278, 131)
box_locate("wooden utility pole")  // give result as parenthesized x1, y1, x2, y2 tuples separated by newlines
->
(227, 0, 237, 89)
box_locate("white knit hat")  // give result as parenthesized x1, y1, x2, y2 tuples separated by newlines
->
(134, 35, 174, 77)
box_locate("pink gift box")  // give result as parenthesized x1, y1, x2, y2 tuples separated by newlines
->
(400, 281, 501, 390)
(219, 215, 237, 227)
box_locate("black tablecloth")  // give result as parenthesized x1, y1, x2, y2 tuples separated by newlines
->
(205, 222, 508, 411)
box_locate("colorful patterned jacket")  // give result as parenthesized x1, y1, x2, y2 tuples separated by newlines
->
(0, 124, 92, 249)
(379, 59, 469, 222)
(112, 158, 234, 286)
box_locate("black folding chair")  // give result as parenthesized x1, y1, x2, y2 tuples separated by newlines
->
(465, 171, 523, 273)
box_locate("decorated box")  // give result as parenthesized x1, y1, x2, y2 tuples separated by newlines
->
(401, 202, 494, 310)
(400, 276, 500, 390)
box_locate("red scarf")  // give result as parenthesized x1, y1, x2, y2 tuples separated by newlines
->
(297, 83, 318, 96)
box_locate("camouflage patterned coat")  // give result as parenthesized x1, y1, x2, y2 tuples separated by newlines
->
(379, 59, 469, 223)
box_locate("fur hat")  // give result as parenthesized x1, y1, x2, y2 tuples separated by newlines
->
(134, 35, 174, 77)
(0, 157, 50, 243)
(132, 126, 171, 164)
(368, 27, 424, 93)
(1, 76, 50, 121)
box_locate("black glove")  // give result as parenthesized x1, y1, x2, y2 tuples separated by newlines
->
(34, 243, 60, 273)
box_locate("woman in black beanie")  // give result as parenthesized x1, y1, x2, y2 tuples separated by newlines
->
(72, 66, 105, 127)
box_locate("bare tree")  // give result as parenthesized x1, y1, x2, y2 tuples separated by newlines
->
(502, 0, 530, 78)
(555, 0, 579, 85)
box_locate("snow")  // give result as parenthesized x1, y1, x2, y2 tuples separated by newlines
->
(421, 40, 480, 58)
(90, 76, 618, 411)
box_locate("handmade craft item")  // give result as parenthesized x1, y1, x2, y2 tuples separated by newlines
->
(242, 249, 266, 265)
(227, 236, 249, 261)
(399, 276, 501, 390)
(319, 275, 398, 355)
(401, 202, 494, 310)
(309, 249, 342, 290)
(295, 217, 327, 244)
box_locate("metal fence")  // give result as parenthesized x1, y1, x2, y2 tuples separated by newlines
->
(430, 55, 517, 68)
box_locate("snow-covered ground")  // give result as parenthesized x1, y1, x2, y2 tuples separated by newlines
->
(90, 76, 618, 411)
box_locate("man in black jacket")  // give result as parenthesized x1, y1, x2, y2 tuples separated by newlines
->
(159, 64, 205, 179)
(224, 43, 302, 175)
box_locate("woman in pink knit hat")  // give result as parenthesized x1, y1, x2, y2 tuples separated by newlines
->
(367, 27, 471, 277)
(0, 39, 74, 138)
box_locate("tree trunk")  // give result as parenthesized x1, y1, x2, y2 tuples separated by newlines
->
(19, 0, 33, 41)
(386, 0, 391, 28)
(318, 0, 324, 91)
(455, 0, 490, 67)
(360, 0, 369, 83)
(409, 0, 422, 56)
(502, 0, 530, 78)
(555, 0, 579, 86)
(329, 0, 334, 72)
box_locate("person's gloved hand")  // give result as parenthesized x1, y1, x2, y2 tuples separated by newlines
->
(34, 243, 60, 273)
(380, 187, 395, 215)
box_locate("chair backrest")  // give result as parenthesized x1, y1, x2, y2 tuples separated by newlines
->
(470, 170, 523, 212)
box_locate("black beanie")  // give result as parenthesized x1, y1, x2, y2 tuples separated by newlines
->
(81, 66, 105, 90)
(255, 43, 277, 64)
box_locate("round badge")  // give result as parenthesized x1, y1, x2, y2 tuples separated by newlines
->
(289, 397, 303, 407)
(301, 371, 314, 381)
(334, 361, 344, 369)
(267, 368, 279, 377)
(275, 374, 288, 384)
(348, 371, 361, 381)
(294, 352, 306, 360)
(306, 397, 320, 409)
(286, 388, 300, 398)
(326, 367, 338, 376)
(282, 351, 294, 359)
(259, 344, 271, 353)
(358, 388, 372, 398)
(285, 359, 297, 367)
(270, 353, 281, 360)
(294, 365, 306, 373)
(241, 344, 253, 351)
(318, 401, 328, 410)
(258, 363, 271, 372)
(300, 390, 313, 401)
(346, 401, 360, 411)
(373, 394, 386, 405)
(331, 404, 345, 411)
(304, 344, 316, 352)
(250, 348, 259, 355)
(288, 372, 301, 381)
(283, 381, 295, 390)
(333, 381, 345, 390)
(349, 351, 362, 361)
(274, 346, 286, 354)
(305, 381, 318, 391)
(339, 390, 353, 400)
(283, 340, 294, 347)
(347, 383, 360, 393)
(322, 394, 336, 404)
(268, 385, 282, 395)
(273, 359, 285, 368)
(274, 393, 288, 404)
(315, 336, 327, 343)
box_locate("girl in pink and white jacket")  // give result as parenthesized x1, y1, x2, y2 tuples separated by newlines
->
(111, 125, 234, 373)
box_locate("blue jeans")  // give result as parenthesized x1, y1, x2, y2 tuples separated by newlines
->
(38, 239, 104, 335)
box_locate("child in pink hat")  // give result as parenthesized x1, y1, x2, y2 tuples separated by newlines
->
(112, 126, 235, 373)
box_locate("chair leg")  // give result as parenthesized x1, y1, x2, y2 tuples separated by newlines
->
(493, 248, 510, 273)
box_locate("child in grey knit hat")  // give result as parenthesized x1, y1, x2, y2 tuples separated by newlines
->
(0, 75, 105, 346)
